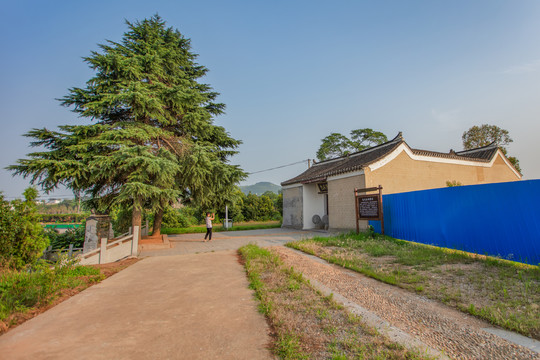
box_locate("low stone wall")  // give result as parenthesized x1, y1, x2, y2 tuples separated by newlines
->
(79, 227, 139, 265)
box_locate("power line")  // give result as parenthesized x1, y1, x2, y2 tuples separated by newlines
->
(247, 159, 308, 175)
(3, 160, 309, 198)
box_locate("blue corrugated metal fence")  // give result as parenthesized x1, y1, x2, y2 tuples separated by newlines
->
(370, 180, 540, 265)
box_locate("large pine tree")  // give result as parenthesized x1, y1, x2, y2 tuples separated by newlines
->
(10, 15, 245, 236)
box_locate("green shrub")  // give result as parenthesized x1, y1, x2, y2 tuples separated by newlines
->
(0, 188, 49, 269)
(162, 207, 190, 228)
(0, 256, 102, 322)
(39, 213, 88, 223)
(46, 225, 86, 250)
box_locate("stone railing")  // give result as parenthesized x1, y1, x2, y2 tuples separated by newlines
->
(79, 226, 139, 265)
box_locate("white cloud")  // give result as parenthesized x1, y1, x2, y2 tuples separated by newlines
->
(502, 60, 540, 74)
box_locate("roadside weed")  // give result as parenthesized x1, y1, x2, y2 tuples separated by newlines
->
(0, 257, 104, 328)
(239, 244, 431, 359)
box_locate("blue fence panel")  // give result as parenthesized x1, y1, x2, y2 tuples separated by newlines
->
(370, 179, 540, 265)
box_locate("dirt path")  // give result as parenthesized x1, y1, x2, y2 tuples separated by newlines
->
(272, 246, 540, 360)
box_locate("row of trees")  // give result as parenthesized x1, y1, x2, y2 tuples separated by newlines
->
(226, 191, 282, 223)
(36, 199, 81, 215)
(123, 190, 282, 231)
(9, 16, 245, 239)
(316, 125, 522, 173)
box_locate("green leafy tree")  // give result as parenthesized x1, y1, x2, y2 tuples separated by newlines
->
(0, 188, 49, 269)
(242, 193, 260, 221)
(240, 192, 280, 221)
(225, 188, 245, 222)
(276, 192, 283, 217)
(316, 133, 351, 161)
(9, 16, 245, 237)
(316, 128, 388, 161)
(259, 195, 278, 220)
(262, 191, 282, 219)
(349, 129, 388, 151)
(462, 124, 521, 174)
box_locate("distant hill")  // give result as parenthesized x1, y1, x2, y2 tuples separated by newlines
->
(240, 182, 281, 195)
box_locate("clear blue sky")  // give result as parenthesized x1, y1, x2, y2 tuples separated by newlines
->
(1, 0, 539, 199)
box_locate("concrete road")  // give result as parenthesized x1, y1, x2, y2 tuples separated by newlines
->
(0, 228, 330, 360)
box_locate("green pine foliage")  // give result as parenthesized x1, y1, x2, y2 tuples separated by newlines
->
(9, 15, 246, 233)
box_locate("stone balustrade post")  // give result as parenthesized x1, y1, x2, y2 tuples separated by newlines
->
(99, 237, 107, 264)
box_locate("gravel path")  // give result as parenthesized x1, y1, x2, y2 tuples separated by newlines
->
(272, 247, 539, 360)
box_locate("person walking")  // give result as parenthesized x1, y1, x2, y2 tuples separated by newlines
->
(204, 212, 215, 242)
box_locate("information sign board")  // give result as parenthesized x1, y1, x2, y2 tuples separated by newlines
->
(358, 195, 379, 219)
(354, 186, 384, 235)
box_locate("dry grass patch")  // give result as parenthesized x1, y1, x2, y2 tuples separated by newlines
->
(239, 244, 431, 360)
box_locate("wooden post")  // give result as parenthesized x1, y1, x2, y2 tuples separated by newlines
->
(99, 238, 107, 264)
(354, 188, 360, 234)
(68, 243, 74, 257)
(378, 186, 385, 235)
(131, 226, 140, 257)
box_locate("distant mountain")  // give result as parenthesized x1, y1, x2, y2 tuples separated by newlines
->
(240, 182, 281, 195)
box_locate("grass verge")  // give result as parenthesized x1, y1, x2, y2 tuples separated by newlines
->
(0, 257, 136, 334)
(287, 232, 540, 340)
(162, 221, 281, 234)
(239, 244, 432, 359)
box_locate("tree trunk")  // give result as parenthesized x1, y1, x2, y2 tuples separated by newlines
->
(153, 207, 164, 237)
(132, 196, 142, 241)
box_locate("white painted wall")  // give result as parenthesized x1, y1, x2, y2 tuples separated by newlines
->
(302, 183, 325, 230)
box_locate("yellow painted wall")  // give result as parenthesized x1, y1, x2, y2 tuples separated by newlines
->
(364, 150, 520, 195)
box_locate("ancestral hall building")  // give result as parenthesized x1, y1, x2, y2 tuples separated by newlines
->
(281, 133, 521, 230)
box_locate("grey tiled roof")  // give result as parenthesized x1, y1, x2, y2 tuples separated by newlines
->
(281, 134, 501, 186)
(454, 143, 499, 160)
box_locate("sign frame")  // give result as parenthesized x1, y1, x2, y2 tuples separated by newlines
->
(317, 182, 328, 194)
(354, 185, 384, 235)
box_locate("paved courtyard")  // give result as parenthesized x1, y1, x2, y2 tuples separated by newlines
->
(141, 227, 335, 257)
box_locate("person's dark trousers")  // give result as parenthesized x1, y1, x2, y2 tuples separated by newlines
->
(205, 227, 212, 240)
